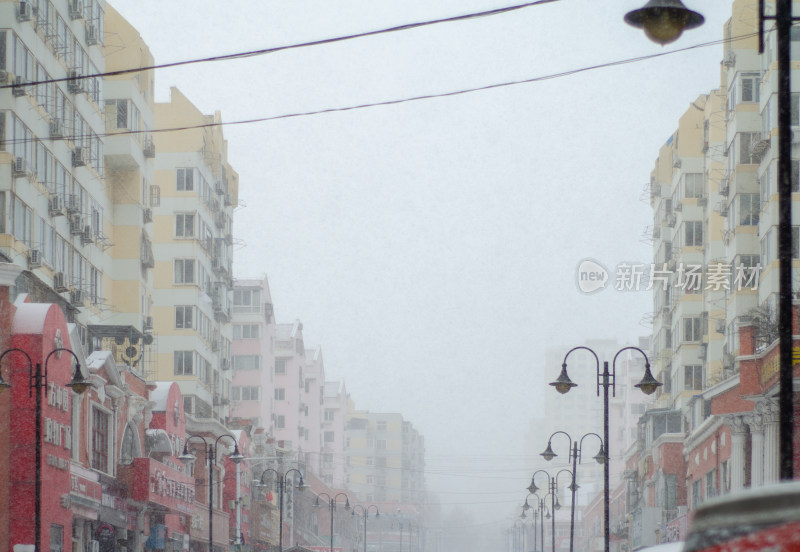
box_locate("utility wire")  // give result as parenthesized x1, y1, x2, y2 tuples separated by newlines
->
(0, 0, 559, 90)
(1, 32, 758, 148)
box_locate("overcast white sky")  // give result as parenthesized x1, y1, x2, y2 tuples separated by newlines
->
(110, 0, 731, 543)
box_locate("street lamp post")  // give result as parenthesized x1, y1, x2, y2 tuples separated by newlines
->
(179, 434, 245, 552)
(549, 346, 660, 552)
(352, 504, 380, 552)
(315, 492, 351, 552)
(256, 468, 307, 552)
(527, 470, 560, 552)
(0, 347, 92, 552)
(540, 431, 605, 552)
(522, 494, 542, 552)
(626, 0, 796, 484)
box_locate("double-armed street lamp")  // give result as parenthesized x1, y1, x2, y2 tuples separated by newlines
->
(0, 347, 92, 552)
(625, 0, 796, 484)
(179, 434, 244, 552)
(527, 470, 560, 552)
(315, 492, 351, 552)
(256, 467, 307, 552)
(540, 431, 605, 552)
(352, 504, 380, 552)
(521, 493, 542, 552)
(549, 346, 660, 552)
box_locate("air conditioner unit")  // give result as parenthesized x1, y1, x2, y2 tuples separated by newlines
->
(72, 146, 87, 167)
(69, 0, 83, 19)
(67, 69, 84, 93)
(81, 225, 94, 245)
(53, 272, 68, 292)
(143, 316, 153, 331)
(715, 319, 726, 333)
(70, 289, 85, 306)
(723, 51, 736, 68)
(70, 215, 84, 235)
(49, 119, 64, 138)
(11, 75, 26, 97)
(143, 207, 153, 223)
(143, 137, 155, 158)
(17, 1, 33, 21)
(49, 195, 65, 216)
(13, 157, 30, 177)
(85, 24, 98, 46)
(221, 358, 230, 371)
(66, 194, 80, 213)
(28, 249, 42, 268)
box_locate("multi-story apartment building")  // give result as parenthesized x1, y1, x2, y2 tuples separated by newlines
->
(629, 1, 800, 547)
(273, 320, 307, 451)
(1, 0, 109, 343)
(230, 276, 276, 432)
(152, 86, 238, 427)
(345, 408, 426, 505)
(303, 345, 325, 474)
(321, 379, 348, 488)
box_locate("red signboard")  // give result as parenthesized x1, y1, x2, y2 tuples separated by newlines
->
(122, 457, 195, 514)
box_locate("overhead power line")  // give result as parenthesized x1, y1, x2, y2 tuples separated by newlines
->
(0, 0, 559, 91)
(0, 31, 758, 148)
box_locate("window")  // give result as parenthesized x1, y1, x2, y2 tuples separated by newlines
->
(739, 132, 759, 165)
(323, 453, 333, 467)
(174, 351, 193, 375)
(706, 470, 717, 500)
(684, 173, 704, 198)
(175, 213, 195, 237)
(740, 73, 760, 103)
(234, 324, 259, 339)
(683, 317, 701, 342)
(684, 221, 703, 246)
(91, 407, 110, 473)
(233, 288, 262, 312)
(692, 479, 703, 509)
(275, 358, 287, 374)
(276, 415, 285, 429)
(275, 388, 285, 400)
(684, 365, 703, 391)
(50, 524, 63, 552)
(324, 431, 335, 442)
(324, 409, 335, 421)
(105, 99, 128, 129)
(377, 420, 387, 431)
(739, 194, 760, 226)
(376, 457, 387, 468)
(234, 355, 260, 370)
(177, 168, 194, 191)
(377, 439, 387, 450)
(175, 306, 194, 329)
(174, 258, 196, 283)
(234, 386, 260, 400)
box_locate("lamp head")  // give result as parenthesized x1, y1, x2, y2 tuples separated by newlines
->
(555, 496, 561, 511)
(568, 481, 579, 493)
(520, 509, 527, 520)
(177, 443, 196, 465)
(624, 0, 704, 46)
(376, 512, 380, 518)
(523, 498, 531, 511)
(314, 496, 321, 508)
(634, 364, 662, 395)
(67, 367, 92, 395)
(549, 364, 576, 395)
(345, 498, 351, 510)
(540, 442, 556, 462)
(527, 480, 539, 495)
(228, 444, 245, 464)
(593, 444, 607, 465)
(296, 476, 307, 491)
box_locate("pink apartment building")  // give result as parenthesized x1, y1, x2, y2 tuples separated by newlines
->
(230, 277, 276, 432)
